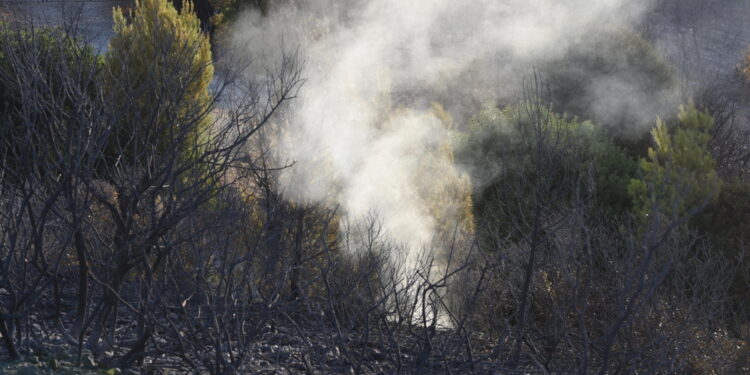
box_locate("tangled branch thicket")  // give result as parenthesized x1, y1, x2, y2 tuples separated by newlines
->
(1, 3, 750, 374)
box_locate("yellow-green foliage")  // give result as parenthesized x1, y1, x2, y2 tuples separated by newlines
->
(378, 103, 475, 244)
(422, 103, 475, 241)
(628, 105, 719, 220)
(105, 0, 214, 164)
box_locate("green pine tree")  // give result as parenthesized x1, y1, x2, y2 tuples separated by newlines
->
(628, 104, 719, 221)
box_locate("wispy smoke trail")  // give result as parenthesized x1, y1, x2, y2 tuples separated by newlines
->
(230, 0, 655, 254)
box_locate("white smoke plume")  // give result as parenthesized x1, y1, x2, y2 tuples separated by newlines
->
(229, 0, 656, 254)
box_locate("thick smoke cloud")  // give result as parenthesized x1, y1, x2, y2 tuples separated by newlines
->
(230, 0, 657, 254)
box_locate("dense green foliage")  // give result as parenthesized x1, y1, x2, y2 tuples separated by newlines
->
(628, 105, 719, 221)
(458, 103, 639, 242)
(593, 140, 640, 214)
(105, 0, 214, 168)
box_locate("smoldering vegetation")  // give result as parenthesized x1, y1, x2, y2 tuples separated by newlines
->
(229, 0, 670, 252)
(1, 0, 750, 374)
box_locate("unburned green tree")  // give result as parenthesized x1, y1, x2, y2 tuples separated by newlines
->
(105, 0, 214, 169)
(628, 105, 719, 221)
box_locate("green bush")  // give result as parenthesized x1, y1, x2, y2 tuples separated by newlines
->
(593, 141, 639, 215)
(458, 104, 637, 244)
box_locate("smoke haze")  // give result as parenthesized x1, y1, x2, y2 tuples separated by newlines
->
(229, 0, 660, 254)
